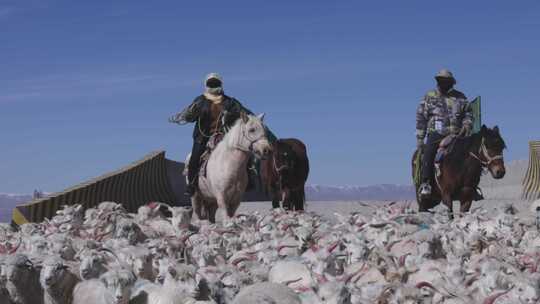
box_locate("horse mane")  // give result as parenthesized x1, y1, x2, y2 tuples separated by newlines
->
(444, 133, 482, 166)
(444, 126, 506, 166)
(222, 117, 244, 149)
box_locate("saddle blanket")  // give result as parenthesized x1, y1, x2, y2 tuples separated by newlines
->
(198, 133, 224, 178)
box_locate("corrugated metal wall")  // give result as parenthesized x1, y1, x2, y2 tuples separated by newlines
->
(522, 141, 540, 200)
(12, 151, 181, 225)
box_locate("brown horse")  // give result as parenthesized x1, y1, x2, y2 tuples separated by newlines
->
(412, 125, 506, 217)
(260, 138, 310, 211)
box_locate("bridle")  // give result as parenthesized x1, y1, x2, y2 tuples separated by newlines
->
(273, 154, 289, 173)
(234, 120, 267, 154)
(469, 137, 504, 168)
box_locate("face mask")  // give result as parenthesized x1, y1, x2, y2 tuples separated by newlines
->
(206, 78, 222, 89)
(437, 79, 454, 94)
(205, 78, 223, 95)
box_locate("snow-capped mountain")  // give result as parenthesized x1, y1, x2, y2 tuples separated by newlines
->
(305, 184, 415, 201)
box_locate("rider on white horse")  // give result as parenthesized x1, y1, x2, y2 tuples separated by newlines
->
(169, 73, 275, 196)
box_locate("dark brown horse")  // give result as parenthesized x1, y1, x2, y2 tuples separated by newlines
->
(260, 138, 310, 211)
(412, 125, 506, 216)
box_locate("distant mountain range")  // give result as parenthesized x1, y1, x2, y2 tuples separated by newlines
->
(305, 184, 415, 201)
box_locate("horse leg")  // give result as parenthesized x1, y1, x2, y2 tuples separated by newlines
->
(441, 193, 454, 220)
(295, 189, 305, 211)
(459, 187, 475, 214)
(271, 187, 281, 209)
(282, 189, 292, 211)
(206, 202, 217, 223)
(214, 194, 230, 225)
(271, 197, 280, 209)
(227, 198, 241, 218)
(191, 194, 203, 221)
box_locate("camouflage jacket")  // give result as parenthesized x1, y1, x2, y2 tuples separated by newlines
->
(169, 94, 277, 143)
(416, 88, 473, 139)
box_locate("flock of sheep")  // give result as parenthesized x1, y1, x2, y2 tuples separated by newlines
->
(1, 200, 540, 304)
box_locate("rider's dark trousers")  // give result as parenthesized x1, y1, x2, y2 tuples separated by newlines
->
(188, 139, 208, 186)
(421, 132, 445, 183)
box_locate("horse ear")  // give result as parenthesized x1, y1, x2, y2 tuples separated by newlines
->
(481, 125, 488, 133)
(257, 113, 265, 121)
(493, 125, 500, 134)
(240, 111, 249, 123)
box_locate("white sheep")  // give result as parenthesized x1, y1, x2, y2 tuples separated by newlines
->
(2, 254, 43, 304)
(232, 282, 301, 304)
(72, 268, 136, 304)
(269, 260, 315, 291)
(39, 256, 80, 304)
(0, 255, 11, 304)
(77, 249, 109, 280)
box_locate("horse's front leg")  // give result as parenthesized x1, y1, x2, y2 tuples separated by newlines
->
(282, 188, 292, 211)
(441, 193, 454, 220)
(215, 194, 231, 225)
(227, 197, 241, 219)
(459, 187, 475, 214)
(271, 184, 281, 209)
(293, 188, 305, 211)
(191, 194, 203, 222)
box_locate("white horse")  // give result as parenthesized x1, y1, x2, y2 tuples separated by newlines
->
(187, 112, 272, 224)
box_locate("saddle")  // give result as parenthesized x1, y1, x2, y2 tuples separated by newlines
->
(435, 135, 457, 164)
(198, 133, 224, 178)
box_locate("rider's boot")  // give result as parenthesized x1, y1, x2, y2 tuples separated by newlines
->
(185, 176, 198, 196)
(419, 182, 432, 197)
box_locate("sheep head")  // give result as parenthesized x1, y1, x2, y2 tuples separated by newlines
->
(100, 269, 136, 304)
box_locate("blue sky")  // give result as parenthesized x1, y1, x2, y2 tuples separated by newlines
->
(1, 1, 539, 193)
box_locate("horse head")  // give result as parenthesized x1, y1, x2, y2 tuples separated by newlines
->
(478, 125, 506, 179)
(273, 140, 297, 174)
(239, 112, 272, 160)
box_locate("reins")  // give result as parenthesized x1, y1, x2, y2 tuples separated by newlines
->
(273, 155, 288, 173)
(233, 119, 266, 154)
(434, 135, 503, 193)
(469, 138, 504, 167)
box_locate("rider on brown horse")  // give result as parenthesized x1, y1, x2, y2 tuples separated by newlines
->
(416, 69, 476, 198)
